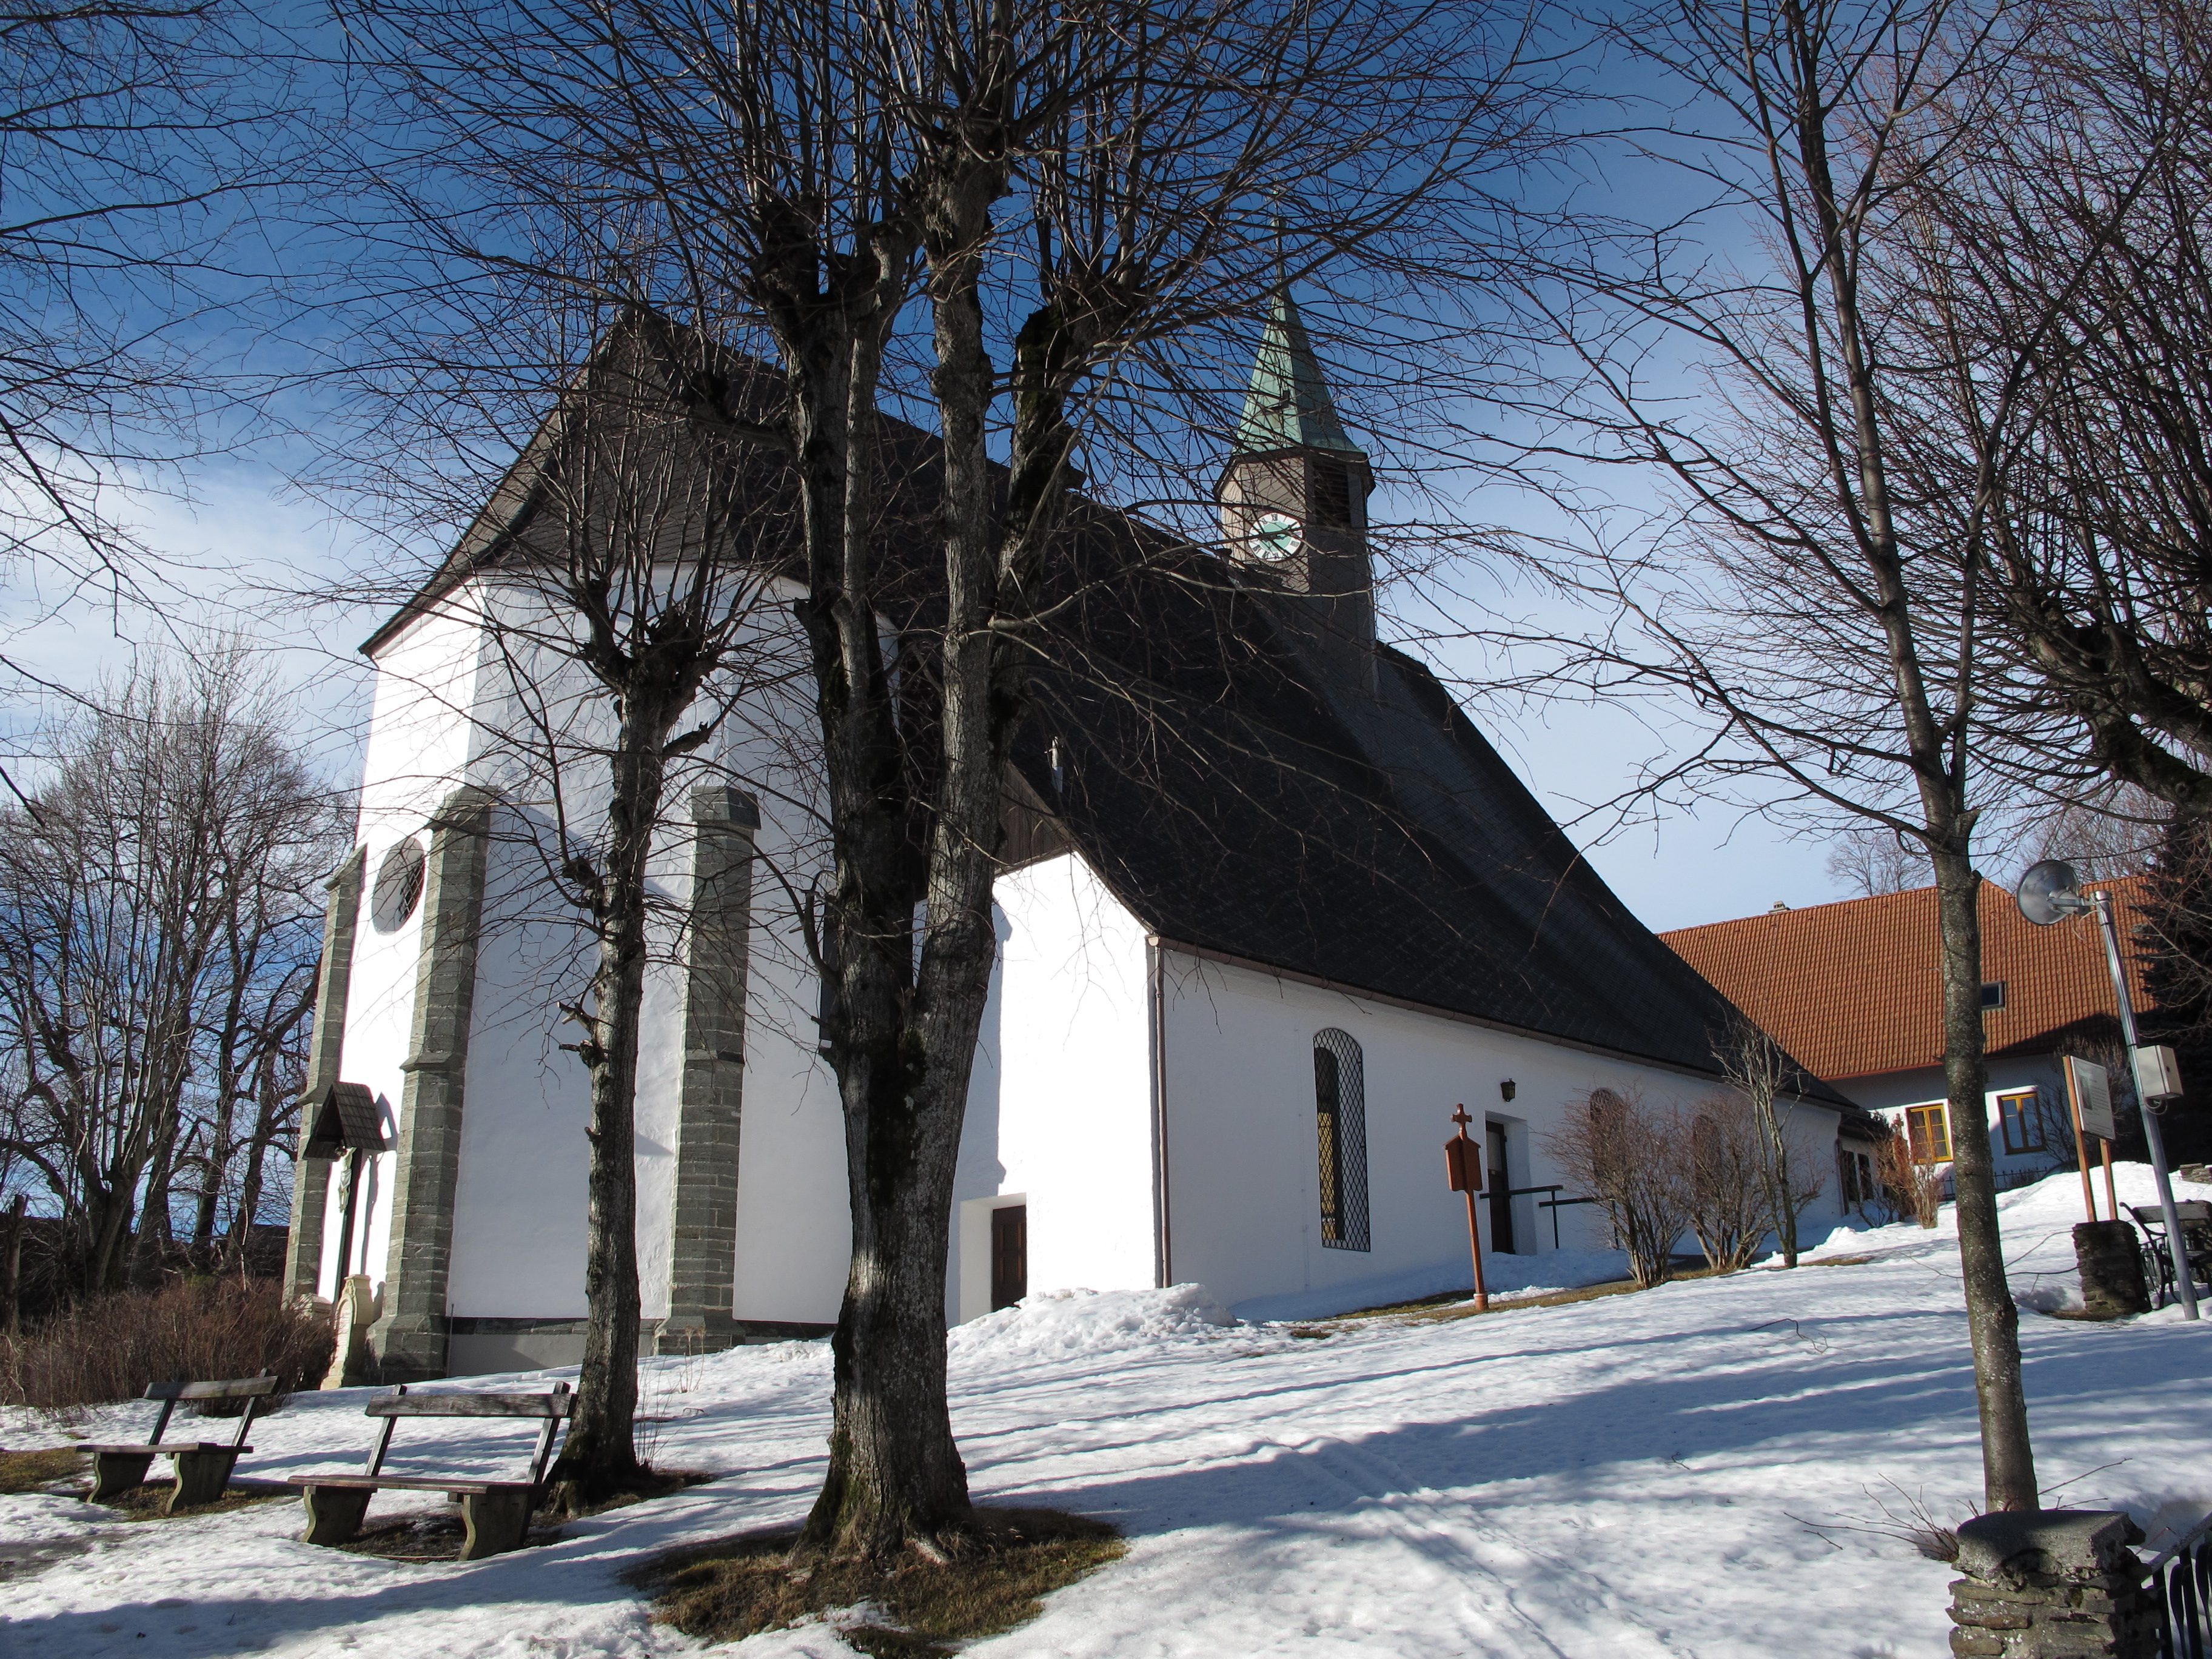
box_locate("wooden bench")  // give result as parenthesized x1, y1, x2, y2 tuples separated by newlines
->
(83, 1373, 276, 1513)
(286, 1381, 572, 1561)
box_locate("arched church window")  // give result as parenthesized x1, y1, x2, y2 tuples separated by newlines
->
(1312, 1028, 1371, 1252)
(370, 838, 427, 934)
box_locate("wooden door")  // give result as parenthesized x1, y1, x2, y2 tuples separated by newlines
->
(990, 1204, 1028, 1310)
(1486, 1123, 1515, 1254)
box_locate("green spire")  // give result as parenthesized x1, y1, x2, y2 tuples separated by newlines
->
(1235, 289, 1362, 456)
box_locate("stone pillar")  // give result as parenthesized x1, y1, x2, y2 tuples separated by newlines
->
(1949, 1510, 2158, 1658)
(2075, 1221, 2151, 1316)
(654, 787, 758, 1356)
(281, 848, 367, 1304)
(366, 787, 492, 1383)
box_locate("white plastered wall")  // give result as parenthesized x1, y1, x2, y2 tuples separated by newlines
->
(949, 852, 1157, 1323)
(317, 591, 494, 1305)
(1155, 950, 1852, 1315)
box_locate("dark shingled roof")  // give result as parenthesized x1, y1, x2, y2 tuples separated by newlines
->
(366, 317, 1851, 1110)
(1001, 528, 1849, 1104)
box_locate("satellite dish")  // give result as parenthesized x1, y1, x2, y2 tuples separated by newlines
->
(2018, 859, 2088, 926)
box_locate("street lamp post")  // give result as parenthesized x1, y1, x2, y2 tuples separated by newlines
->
(2088, 887, 2199, 1321)
(2019, 860, 2199, 1319)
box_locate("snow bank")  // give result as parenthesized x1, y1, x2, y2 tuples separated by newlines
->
(1229, 1247, 1632, 1324)
(947, 1283, 1235, 1364)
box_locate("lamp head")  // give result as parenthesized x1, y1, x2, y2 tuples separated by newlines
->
(2017, 859, 2090, 927)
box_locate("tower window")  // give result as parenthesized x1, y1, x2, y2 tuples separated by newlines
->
(1310, 457, 1353, 529)
(1312, 1028, 1372, 1252)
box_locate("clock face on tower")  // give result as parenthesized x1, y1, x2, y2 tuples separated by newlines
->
(1253, 512, 1301, 559)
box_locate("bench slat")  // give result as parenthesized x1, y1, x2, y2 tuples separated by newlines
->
(365, 1392, 573, 1419)
(287, 1475, 532, 1494)
(146, 1375, 278, 1401)
(84, 1442, 252, 1455)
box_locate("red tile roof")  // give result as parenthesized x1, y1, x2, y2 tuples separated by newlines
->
(1658, 879, 2150, 1082)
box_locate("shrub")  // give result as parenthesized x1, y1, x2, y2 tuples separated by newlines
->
(0, 1277, 333, 1415)
(1544, 1085, 1692, 1287)
(1874, 1128, 1946, 1228)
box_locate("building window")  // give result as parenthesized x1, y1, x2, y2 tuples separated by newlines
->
(1981, 980, 2006, 1010)
(1998, 1090, 2045, 1155)
(1840, 1147, 1877, 1208)
(370, 838, 426, 934)
(1905, 1103, 1952, 1163)
(1312, 1028, 1371, 1252)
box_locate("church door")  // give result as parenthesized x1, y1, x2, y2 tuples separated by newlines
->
(990, 1204, 1028, 1310)
(1486, 1122, 1515, 1254)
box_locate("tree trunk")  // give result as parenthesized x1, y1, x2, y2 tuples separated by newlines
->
(0, 1193, 26, 1335)
(793, 357, 978, 1557)
(224, 1058, 283, 1273)
(1763, 1109, 1800, 1268)
(85, 1184, 134, 1297)
(1933, 843, 2039, 1511)
(549, 700, 675, 1502)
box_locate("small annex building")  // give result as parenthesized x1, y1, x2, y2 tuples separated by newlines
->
(1662, 880, 2151, 1197)
(284, 304, 1866, 1379)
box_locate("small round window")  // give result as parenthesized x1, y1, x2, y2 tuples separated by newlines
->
(370, 838, 427, 934)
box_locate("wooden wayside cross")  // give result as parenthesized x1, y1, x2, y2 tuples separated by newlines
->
(1446, 1105, 1489, 1311)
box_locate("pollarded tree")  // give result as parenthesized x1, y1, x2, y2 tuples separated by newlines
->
(333, 0, 1541, 1550)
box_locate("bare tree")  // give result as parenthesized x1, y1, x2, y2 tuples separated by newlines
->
(1873, 0, 2212, 823)
(0, 1, 301, 632)
(1713, 1011, 1828, 1265)
(1489, 0, 2050, 1509)
(1827, 826, 1923, 897)
(334, 0, 1540, 1546)
(0, 648, 341, 1295)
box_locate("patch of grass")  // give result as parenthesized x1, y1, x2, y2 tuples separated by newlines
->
(0, 1446, 84, 1493)
(1326, 1261, 1783, 1332)
(94, 1477, 290, 1521)
(636, 1506, 1125, 1658)
(335, 1511, 567, 1562)
(1808, 1254, 1875, 1268)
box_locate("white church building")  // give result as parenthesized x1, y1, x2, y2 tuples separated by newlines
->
(283, 305, 1870, 1379)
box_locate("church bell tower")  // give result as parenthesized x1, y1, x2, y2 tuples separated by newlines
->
(1217, 289, 1375, 651)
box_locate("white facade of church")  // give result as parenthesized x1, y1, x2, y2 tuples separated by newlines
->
(284, 313, 1865, 1379)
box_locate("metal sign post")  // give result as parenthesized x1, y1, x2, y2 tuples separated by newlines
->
(2018, 863, 2199, 1320)
(1446, 1105, 1489, 1312)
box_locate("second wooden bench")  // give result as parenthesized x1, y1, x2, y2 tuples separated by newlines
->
(84, 1373, 275, 1512)
(285, 1381, 572, 1561)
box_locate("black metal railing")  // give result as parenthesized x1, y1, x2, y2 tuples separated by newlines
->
(1504, 1184, 1600, 1251)
(2151, 1509, 2212, 1658)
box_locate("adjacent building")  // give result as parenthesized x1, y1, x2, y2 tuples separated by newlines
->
(1663, 879, 2150, 1193)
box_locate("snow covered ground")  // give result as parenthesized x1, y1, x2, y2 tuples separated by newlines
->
(6, 1164, 2212, 1658)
